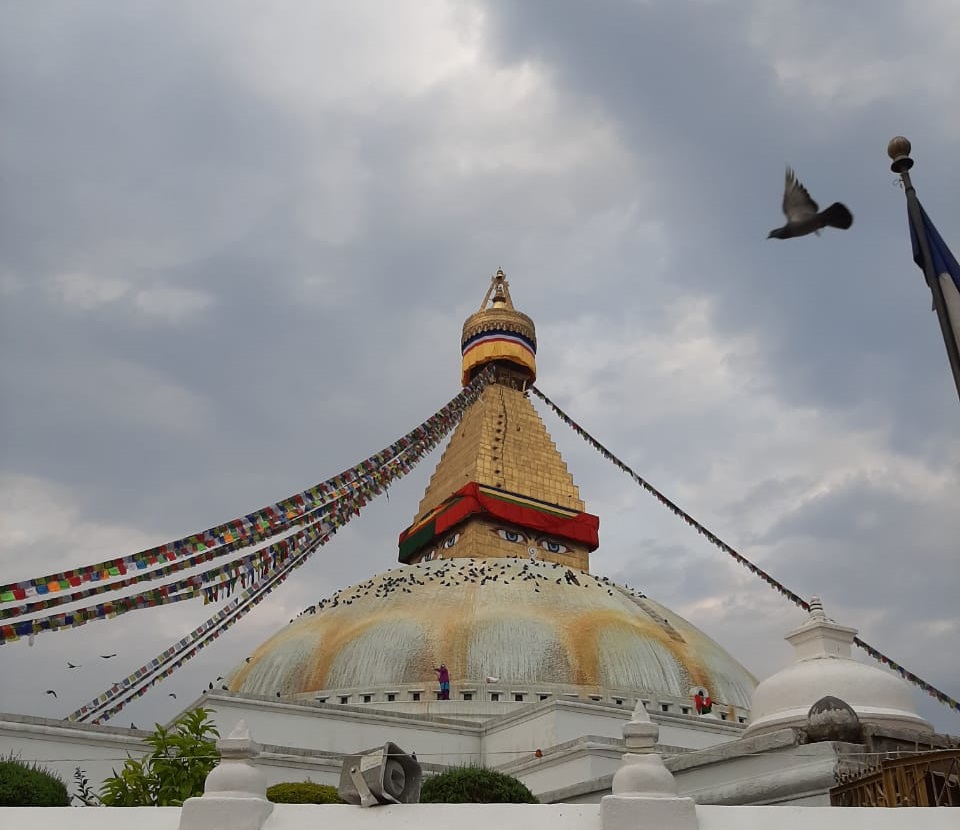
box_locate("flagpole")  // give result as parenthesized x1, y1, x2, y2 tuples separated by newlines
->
(888, 136, 960, 402)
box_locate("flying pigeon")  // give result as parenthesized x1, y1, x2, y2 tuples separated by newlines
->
(45, 689, 58, 698)
(67, 661, 81, 669)
(767, 167, 853, 239)
(485, 676, 500, 683)
(100, 653, 117, 659)
(168, 693, 177, 699)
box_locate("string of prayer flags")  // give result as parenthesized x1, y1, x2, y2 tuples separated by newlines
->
(1, 366, 494, 605)
(72, 501, 343, 722)
(530, 384, 960, 715)
(66, 371, 493, 722)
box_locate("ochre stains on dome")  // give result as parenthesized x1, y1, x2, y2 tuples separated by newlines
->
(228, 558, 757, 709)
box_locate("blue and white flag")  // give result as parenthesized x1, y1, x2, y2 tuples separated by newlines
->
(910, 202, 960, 354)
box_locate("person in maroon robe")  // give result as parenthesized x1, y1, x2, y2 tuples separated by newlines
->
(434, 663, 450, 700)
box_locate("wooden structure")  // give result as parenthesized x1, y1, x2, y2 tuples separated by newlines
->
(831, 749, 960, 807)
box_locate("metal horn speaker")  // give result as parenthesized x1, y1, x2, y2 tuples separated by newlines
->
(338, 741, 422, 806)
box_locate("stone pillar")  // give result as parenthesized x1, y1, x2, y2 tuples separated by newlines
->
(601, 700, 698, 830)
(178, 720, 274, 830)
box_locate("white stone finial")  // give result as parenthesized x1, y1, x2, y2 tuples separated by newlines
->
(610, 702, 676, 797)
(621, 699, 658, 753)
(602, 701, 698, 830)
(178, 720, 274, 830)
(228, 720, 251, 740)
(214, 719, 261, 767)
(809, 596, 827, 620)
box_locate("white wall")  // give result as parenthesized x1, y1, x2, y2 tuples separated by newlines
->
(510, 742, 623, 797)
(0, 695, 746, 800)
(207, 697, 483, 766)
(0, 714, 149, 798)
(667, 730, 845, 806)
(0, 802, 955, 830)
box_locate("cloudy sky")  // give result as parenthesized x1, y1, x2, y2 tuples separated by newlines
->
(1, 0, 958, 738)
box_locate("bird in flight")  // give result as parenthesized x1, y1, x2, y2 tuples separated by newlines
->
(67, 661, 81, 669)
(767, 167, 853, 239)
(45, 689, 58, 698)
(100, 653, 118, 659)
(168, 692, 177, 699)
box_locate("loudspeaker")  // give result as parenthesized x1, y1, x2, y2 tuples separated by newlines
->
(338, 741, 422, 806)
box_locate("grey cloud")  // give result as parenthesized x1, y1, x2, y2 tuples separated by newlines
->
(479, 0, 959, 442)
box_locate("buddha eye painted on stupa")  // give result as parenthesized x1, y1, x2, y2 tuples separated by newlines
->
(420, 533, 462, 562)
(491, 526, 570, 555)
(494, 527, 526, 544)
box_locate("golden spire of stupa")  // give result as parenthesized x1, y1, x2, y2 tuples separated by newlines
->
(398, 269, 599, 571)
(460, 267, 538, 387)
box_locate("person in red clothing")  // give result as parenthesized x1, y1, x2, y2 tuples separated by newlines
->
(434, 663, 450, 700)
(694, 688, 712, 715)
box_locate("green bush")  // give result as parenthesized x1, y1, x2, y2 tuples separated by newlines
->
(0, 755, 70, 806)
(99, 707, 220, 806)
(419, 765, 538, 803)
(267, 781, 343, 804)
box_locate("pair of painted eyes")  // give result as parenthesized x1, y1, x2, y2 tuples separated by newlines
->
(494, 528, 570, 554)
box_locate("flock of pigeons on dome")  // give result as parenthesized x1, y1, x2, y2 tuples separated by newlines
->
(291, 558, 649, 623)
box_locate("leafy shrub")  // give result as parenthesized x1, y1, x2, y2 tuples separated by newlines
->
(419, 765, 538, 803)
(72, 767, 99, 805)
(266, 781, 343, 804)
(0, 754, 70, 806)
(99, 707, 220, 806)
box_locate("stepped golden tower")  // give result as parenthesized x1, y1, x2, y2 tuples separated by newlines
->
(399, 268, 598, 573)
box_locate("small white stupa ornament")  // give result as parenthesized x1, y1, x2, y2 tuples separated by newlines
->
(601, 700, 698, 830)
(178, 720, 274, 830)
(745, 596, 932, 737)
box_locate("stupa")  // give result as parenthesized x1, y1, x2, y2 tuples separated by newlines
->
(227, 270, 757, 718)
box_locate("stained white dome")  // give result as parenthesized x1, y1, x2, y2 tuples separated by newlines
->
(745, 598, 932, 737)
(229, 557, 757, 711)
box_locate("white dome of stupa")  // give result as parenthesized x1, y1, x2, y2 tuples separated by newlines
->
(744, 597, 932, 738)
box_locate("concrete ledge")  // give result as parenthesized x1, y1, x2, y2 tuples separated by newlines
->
(207, 692, 484, 733)
(666, 728, 800, 772)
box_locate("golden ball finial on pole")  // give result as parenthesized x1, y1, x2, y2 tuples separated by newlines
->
(888, 136, 913, 173)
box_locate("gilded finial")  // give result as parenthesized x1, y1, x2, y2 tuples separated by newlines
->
(461, 268, 537, 386)
(887, 136, 913, 173)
